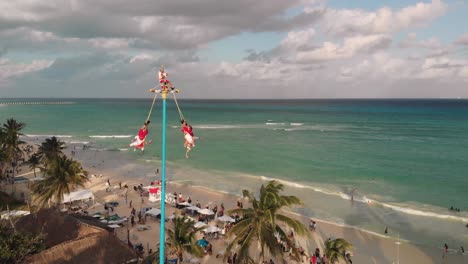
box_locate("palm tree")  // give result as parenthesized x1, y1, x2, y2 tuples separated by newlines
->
(142, 216, 204, 264)
(324, 238, 353, 264)
(226, 180, 309, 264)
(31, 156, 88, 207)
(27, 154, 41, 178)
(37, 136, 66, 168)
(0, 118, 26, 178)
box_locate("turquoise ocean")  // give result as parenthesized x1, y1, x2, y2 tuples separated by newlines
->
(1, 98, 467, 248)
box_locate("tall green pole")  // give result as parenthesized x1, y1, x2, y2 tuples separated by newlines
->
(159, 90, 167, 263)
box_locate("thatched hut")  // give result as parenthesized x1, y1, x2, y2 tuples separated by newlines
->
(16, 209, 137, 264)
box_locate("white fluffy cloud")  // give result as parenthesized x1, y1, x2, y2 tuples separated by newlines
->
(0, 59, 53, 83)
(294, 34, 392, 62)
(455, 33, 468, 46)
(0, 0, 467, 99)
(319, 0, 447, 36)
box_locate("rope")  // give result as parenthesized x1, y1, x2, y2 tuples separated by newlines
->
(172, 92, 185, 122)
(146, 92, 159, 121)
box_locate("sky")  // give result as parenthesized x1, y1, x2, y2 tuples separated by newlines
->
(0, 0, 467, 99)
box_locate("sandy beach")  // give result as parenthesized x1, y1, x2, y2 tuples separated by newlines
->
(17, 141, 467, 264)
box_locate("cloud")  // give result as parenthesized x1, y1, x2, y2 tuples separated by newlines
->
(0, 0, 323, 51)
(0, 0, 466, 99)
(320, 0, 447, 36)
(454, 33, 468, 46)
(293, 34, 392, 62)
(399, 33, 443, 49)
(0, 59, 53, 83)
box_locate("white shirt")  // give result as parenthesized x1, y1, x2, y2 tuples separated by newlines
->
(158, 71, 167, 80)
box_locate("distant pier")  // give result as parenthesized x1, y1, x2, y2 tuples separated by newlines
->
(0, 101, 75, 105)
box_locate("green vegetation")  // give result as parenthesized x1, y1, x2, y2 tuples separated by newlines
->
(0, 192, 26, 211)
(226, 180, 309, 263)
(37, 136, 66, 171)
(0, 223, 45, 264)
(143, 216, 204, 264)
(31, 156, 88, 207)
(0, 118, 26, 178)
(324, 238, 353, 264)
(27, 154, 41, 178)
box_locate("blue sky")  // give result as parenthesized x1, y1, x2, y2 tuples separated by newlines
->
(0, 0, 467, 98)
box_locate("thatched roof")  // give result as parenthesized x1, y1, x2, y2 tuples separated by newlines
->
(15, 209, 100, 247)
(16, 209, 137, 264)
(23, 231, 137, 264)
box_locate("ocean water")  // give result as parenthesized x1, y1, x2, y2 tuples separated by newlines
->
(1, 98, 467, 247)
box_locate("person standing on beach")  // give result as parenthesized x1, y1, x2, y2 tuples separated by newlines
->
(443, 243, 449, 257)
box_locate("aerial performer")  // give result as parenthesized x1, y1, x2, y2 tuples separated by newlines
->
(130, 120, 152, 153)
(181, 120, 196, 158)
(149, 65, 175, 92)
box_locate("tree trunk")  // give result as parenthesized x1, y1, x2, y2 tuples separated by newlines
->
(178, 252, 183, 263)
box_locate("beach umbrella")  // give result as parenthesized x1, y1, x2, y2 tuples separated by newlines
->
(193, 221, 207, 228)
(183, 216, 196, 222)
(217, 215, 235, 223)
(198, 208, 214, 215)
(167, 214, 176, 220)
(145, 208, 161, 216)
(177, 201, 192, 207)
(196, 239, 209, 247)
(204, 226, 221, 233)
(186, 206, 200, 211)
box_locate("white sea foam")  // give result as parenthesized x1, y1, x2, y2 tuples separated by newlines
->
(257, 176, 468, 222)
(284, 125, 344, 132)
(266, 122, 286, 125)
(118, 148, 129, 151)
(290, 123, 304, 126)
(194, 125, 239, 129)
(69, 141, 90, 144)
(89, 135, 132, 138)
(24, 134, 73, 138)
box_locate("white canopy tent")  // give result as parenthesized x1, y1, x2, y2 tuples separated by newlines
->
(186, 206, 200, 211)
(216, 215, 235, 223)
(145, 208, 161, 217)
(193, 221, 207, 228)
(204, 226, 222, 233)
(61, 189, 94, 204)
(177, 202, 192, 207)
(198, 208, 214, 215)
(1, 210, 30, 219)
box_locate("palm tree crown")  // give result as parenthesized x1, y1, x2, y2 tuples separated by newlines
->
(37, 136, 66, 165)
(324, 238, 353, 264)
(143, 216, 204, 264)
(226, 180, 309, 264)
(0, 118, 26, 177)
(31, 156, 88, 207)
(28, 154, 41, 178)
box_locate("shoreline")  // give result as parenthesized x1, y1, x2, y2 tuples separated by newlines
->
(20, 135, 468, 224)
(64, 142, 466, 263)
(13, 138, 467, 263)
